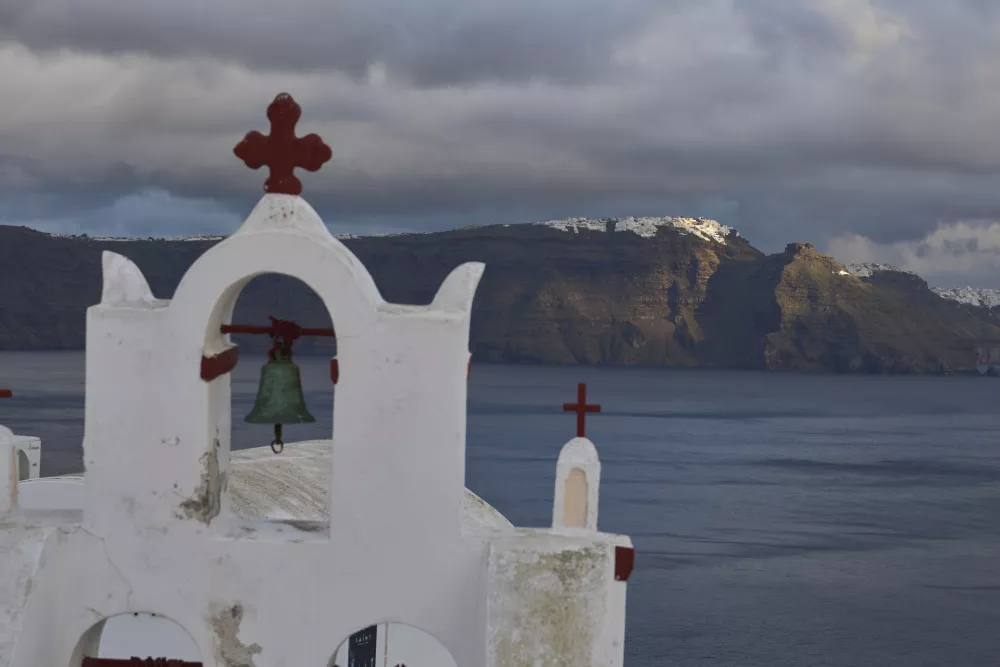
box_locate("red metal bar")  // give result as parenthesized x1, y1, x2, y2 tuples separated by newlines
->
(221, 324, 335, 337)
(214, 317, 338, 384)
(222, 317, 334, 361)
(220, 324, 276, 335)
(0, 389, 11, 399)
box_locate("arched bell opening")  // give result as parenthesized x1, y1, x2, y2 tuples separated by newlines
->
(70, 612, 203, 666)
(200, 272, 338, 525)
(327, 622, 459, 667)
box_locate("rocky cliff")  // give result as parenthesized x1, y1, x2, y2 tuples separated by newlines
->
(2, 220, 999, 374)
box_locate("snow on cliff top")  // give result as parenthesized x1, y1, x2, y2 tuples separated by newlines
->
(844, 263, 1000, 308)
(535, 216, 735, 244)
(46, 232, 365, 242)
(932, 286, 1000, 308)
(845, 262, 917, 278)
(43, 216, 736, 244)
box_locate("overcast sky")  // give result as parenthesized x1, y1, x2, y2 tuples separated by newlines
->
(2, 0, 1000, 285)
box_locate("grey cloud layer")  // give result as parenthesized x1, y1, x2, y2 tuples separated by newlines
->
(0, 0, 657, 85)
(1, 0, 999, 283)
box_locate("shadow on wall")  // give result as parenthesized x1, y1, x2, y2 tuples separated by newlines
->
(17, 449, 29, 481)
(328, 622, 458, 667)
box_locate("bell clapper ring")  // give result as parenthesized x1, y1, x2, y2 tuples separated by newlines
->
(270, 423, 284, 454)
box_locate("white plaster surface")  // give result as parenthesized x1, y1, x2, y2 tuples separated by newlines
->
(0, 429, 16, 513)
(0, 192, 631, 667)
(16, 477, 84, 510)
(16, 441, 512, 532)
(100, 251, 167, 307)
(228, 440, 513, 530)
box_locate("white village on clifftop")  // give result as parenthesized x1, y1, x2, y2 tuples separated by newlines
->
(0, 94, 634, 667)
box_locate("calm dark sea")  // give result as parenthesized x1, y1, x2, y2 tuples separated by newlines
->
(2, 351, 1000, 667)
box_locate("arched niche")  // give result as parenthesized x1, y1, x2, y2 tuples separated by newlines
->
(552, 437, 602, 532)
(328, 622, 458, 667)
(562, 467, 589, 528)
(70, 612, 203, 666)
(16, 448, 30, 481)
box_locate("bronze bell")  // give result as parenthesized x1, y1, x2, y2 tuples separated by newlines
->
(246, 348, 315, 453)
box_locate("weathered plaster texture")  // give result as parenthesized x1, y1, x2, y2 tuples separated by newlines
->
(0, 431, 15, 514)
(0, 193, 631, 667)
(4, 432, 40, 483)
(487, 531, 630, 667)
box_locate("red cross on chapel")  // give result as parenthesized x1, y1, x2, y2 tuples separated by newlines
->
(563, 382, 601, 438)
(233, 93, 332, 196)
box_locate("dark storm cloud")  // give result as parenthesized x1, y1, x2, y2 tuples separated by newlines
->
(0, 0, 656, 85)
(1, 0, 1000, 285)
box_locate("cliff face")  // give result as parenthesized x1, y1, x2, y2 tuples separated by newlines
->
(2, 222, 999, 374)
(720, 243, 1000, 374)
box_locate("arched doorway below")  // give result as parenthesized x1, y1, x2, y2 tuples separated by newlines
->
(329, 622, 458, 667)
(74, 612, 203, 666)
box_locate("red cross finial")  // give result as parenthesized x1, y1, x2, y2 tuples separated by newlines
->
(0, 389, 11, 399)
(563, 382, 600, 437)
(233, 93, 333, 196)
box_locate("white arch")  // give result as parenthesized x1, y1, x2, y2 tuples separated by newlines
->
(70, 612, 203, 666)
(157, 195, 383, 529)
(331, 621, 459, 667)
(552, 437, 602, 532)
(169, 195, 383, 359)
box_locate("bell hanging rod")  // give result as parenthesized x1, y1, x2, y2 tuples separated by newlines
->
(205, 316, 339, 386)
(222, 316, 334, 359)
(221, 315, 335, 342)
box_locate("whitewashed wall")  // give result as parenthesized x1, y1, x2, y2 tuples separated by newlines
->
(0, 192, 632, 667)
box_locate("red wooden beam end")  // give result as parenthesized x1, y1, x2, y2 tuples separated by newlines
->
(201, 347, 239, 382)
(615, 546, 635, 582)
(0, 389, 11, 399)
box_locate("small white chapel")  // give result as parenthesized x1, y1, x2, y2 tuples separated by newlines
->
(0, 93, 634, 667)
